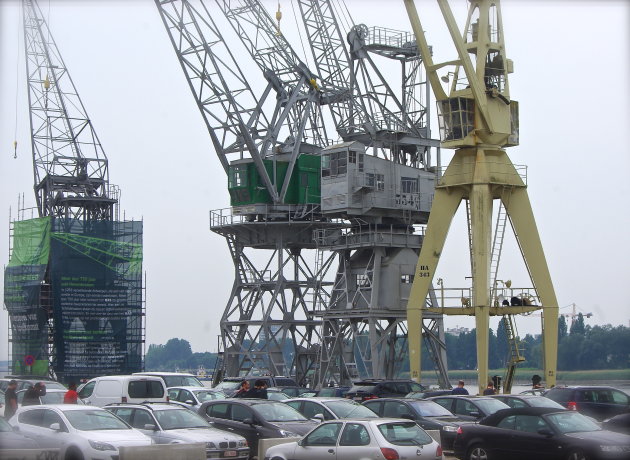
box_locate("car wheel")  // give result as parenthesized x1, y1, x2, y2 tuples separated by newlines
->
(65, 448, 84, 460)
(467, 444, 490, 460)
(566, 449, 589, 460)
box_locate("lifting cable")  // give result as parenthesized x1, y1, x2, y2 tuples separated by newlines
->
(289, 0, 312, 71)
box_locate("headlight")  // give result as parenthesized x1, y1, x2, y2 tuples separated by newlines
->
(238, 440, 248, 448)
(601, 445, 626, 453)
(88, 440, 116, 451)
(206, 442, 216, 449)
(279, 429, 299, 438)
(442, 425, 458, 432)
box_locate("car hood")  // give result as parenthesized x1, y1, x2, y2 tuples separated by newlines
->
(271, 420, 318, 436)
(83, 429, 152, 446)
(164, 427, 244, 443)
(565, 430, 630, 444)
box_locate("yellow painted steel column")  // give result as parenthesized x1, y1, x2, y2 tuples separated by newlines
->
(470, 148, 493, 394)
(503, 187, 559, 387)
(407, 186, 464, 382)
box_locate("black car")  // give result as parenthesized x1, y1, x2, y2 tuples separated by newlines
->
(602, 413, 630, 435)
(406, 389, 454, 399)
(428, 395, 510, 421)
(544, 386, 630, 421)
(363, 397, 465, 451)
(491, 394, 566, 410)
(198, 399, 319, 457)
(345, 379, 425, 401)
(453, 406, 630, 460)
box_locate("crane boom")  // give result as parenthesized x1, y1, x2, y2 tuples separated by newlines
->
(23, 0, 115, 219)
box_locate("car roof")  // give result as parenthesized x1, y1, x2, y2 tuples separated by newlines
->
(169, 386, 220, 391)
(481, 407, 567, 425)
(287, 397, 350, 403)
(107, 403, 183, 411)
(16, 388, 67, 393)
(134, 372, 197, 377)
(200, 398, 282, 407)
(19, 404, 105, 412)
(429, 395, 494, 400)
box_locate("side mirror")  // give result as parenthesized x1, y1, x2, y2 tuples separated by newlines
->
(537, 428, 554, 437)
(242, 418, 255, 426)
(311, 414, 325, 423)
(144, 424, 158, 431)
(469, 411, 481, 418)
(401, 414, 415, 421)
(49, 423, 61, 431)
(298, 439, 306, 447)
(12, 425, 20, 432)
(185, 400, 196, 406)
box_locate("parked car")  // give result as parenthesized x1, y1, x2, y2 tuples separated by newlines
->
(345, 379, 426, 401)
(544, 386, 630, 421)
(520, 388, 547, 396)
(264, 418, 443, 460)
(8, 404, 152, 459)
(198, 399, 319, 455)
(133, 371, 204, 388)
(602, 413, 630, 435)
(266, 388, 291, 401)
(363, 397, 464, 451)
(453, 406, 630, 460)
(214, 376, 298, 397)
(406, 389, 454, 399)
(0, 416, 38, 449)
(491, 394, 566, 410)
(6, 376, 66, 391)
(16, 388, 86, 406)
(428, 395, 510, 421)
(316, 386, 350, 398)
(270, 386, 316, 398)
(167, 386, 227, 409)
(285, 397, 378, 420)
(106, 402, 249, 459)
(78, 375, 167, 407)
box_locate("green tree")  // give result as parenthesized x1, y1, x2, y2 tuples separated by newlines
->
(558, 315, 568, 339)
(570, 313, 586, 335)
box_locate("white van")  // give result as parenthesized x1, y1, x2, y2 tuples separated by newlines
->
(132, 371, 204, 388)
(78, 375, 167, 407)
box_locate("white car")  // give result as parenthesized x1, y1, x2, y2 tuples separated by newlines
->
(167, 386, 227, 410)
(8, 404, 152, 459)
(265, 418, 443, 460)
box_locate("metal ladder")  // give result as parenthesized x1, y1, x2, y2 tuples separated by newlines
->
(502, 315, 526, 393)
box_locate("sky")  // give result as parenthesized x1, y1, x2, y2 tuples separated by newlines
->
(0, 0, 629, 363)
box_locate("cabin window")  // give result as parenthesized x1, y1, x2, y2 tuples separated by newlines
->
(321, 154, 330, 177)
(229, 165, 248, 187)
(401, 177, 418, 194)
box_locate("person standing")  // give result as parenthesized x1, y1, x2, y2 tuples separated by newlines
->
(482, 381, 496, 395)
(451, 380, 469, 395)
(245, 380, 268, 399)
(233, 380, 250, 398)
(64, 382, 79, 404)
(22, 382, 46, 406)
(3, 380, 18, 419)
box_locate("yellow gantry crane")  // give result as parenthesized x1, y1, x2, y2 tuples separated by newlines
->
(403, 0, 559, 393)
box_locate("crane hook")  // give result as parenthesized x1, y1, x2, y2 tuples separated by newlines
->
(275, 2, 282, 36)
(13, 140, 17, 159)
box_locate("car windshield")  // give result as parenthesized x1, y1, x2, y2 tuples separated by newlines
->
(194, 390, 226, 402)
(474, 398, 509, 414)
(547, 412, 602, 434)
(163, 376, 204, 387)
(325, 401, 378, 418)
(40, 392, 65, 404)
(254, 402, 308, 422)
(214, 381, 241, 391)
(350, 385, 377, 393)
(524, 397, 564, 409)
(155, 409, 210, 430)
(378, 422, 433, 446)
(64, 409, 130, 431)
(409, 401, 453, 417)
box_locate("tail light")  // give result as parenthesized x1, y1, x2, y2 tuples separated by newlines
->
(456, 426, 463, 435)
(364, 395, 379, 401)
(567, 401, 577, 411)
(380, 447, 399, 460)
(167, 395, 170, 402)
(436, 445, 443, 458)
(122, 396, 127, 403)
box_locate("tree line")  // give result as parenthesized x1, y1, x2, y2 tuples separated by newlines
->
(144, 314, 629, 372)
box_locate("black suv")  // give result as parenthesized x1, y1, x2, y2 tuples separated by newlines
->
(345, 379, 425, 401)
(214, 376, 298, 397)
(544, 386, 630, 421)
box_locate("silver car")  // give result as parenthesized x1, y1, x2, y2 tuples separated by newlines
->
(167, 386, 227, 410)
(284, 397, 379, 420)
(106, 403, 249, 459)
(264, 418, 443, 460)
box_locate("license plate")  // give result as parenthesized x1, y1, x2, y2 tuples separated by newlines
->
(223, 451, 237, 457)
(354, 397, 362, 401)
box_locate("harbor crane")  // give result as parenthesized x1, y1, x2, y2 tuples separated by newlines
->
(404, 0, 559, 393)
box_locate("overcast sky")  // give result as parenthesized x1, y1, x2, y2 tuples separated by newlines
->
(1, 0, 629, 363)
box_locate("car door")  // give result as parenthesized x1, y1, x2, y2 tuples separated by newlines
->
(78, 381, 96, 404)
(40, 409, 71, 451)
(228, 403, 261, 451)
(129, 408, 160, 442)
(431, 397, 455, 415)
(302, 401, 334, 420)
(508, 415, 558, 460)
(15, 408, 50, 446)
(453, 399, 483, 421)
(294, 422, 342, 460)
(336, 422, 375, 460)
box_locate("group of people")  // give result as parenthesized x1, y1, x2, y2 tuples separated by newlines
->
(233, 379, 268, 399)
(3, 380, 79, 420)
(451, 379, 497, 395)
